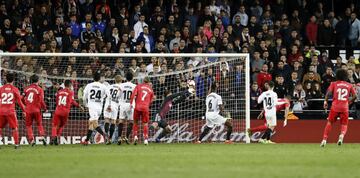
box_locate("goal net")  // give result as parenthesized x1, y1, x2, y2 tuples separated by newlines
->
(0, 53, 250, 145)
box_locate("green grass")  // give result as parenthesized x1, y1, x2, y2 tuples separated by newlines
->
(0, 143, 360, 178)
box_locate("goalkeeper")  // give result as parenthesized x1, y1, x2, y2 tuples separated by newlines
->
(152, 84, 195, 142)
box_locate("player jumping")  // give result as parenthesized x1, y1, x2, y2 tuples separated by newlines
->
(51, 80, 84, 145)
(117, 72, 136, 145)
(248, 95, 291, 136)
(321, 69, 357, 147)
(197, 83, 233, 144)
(81, 71, 111, 145)
(103, 75, 122, 145)
(23, 74, 48, 146)
(152, 85, 195, 143)
(0, 73, 26, 149)
(257, 81, 278, 144)
(130, 76, 154, 145)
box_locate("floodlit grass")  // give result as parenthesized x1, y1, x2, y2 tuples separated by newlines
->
(0, 143, 359, 178)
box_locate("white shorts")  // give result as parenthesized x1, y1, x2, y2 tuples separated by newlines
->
(103, 104, 119, 120)
(119, 103, 133, 121)
(265, 114, 277, 127)
(205, 112, 227, 128)
(88, 107, 103, 121)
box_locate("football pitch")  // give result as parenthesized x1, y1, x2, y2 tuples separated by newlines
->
(0, 143, 360, 178)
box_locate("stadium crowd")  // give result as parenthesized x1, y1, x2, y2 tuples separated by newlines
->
(0, 0, 360, 114)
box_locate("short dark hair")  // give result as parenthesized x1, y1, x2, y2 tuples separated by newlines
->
(210, 82, 217, 92)
(125, 72, 133, 81)
(64, 80, 72, 87)
(336, 69, 348, 81)
(93, 71, 101, 81)
(266, 81, 275, 89)
(6, 73, 15, 83)
(30, 74, 39, 83)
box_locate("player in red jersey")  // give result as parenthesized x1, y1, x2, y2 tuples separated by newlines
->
(0, 73, 26, 149)
(130, 76, 154, 145)
(248, 95, 291, 136)
(321, 69, 357, 147)
(50, 80, 84, 145)
(23, 74, 47, 146)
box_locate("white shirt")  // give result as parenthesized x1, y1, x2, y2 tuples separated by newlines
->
(106, 83, 122, 106)
(119, 81, 136, 104)
(258, 90, 278, 116)
(134, 21, 148, 39)
(83, 81, 110, 108)
(206, 92, 223, 114)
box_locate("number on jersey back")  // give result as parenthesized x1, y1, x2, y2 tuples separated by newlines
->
(120, 82, 136, 103)
(206, 93, 222, 113)
(328, 81, 356, 112)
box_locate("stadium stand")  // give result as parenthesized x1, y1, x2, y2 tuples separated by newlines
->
(0, 0, 360, 119)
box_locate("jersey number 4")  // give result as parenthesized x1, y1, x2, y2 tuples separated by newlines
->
(1, 93, 14, 104)
(337, 88, 348, 101)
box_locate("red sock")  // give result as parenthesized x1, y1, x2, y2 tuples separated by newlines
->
(37, 124, 45, 137)
(340, 124, 348, 136)
(322, 122, 332, 140)
(13, 129, 19, 145)
(26, 126, 34, 142)
(57, 126, 64, 136)
(250, 125, 268, 132)
(133, 123, 138, 137)
(51, 125, 57, 138)
(143, 123, 148, 139)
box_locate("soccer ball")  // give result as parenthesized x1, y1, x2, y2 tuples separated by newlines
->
(187, 80, 195, 88)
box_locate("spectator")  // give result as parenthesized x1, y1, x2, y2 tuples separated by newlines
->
(292, 82, 307, 112)
(335, 16, 350, 47)
(80, 22, 96, 46)
(287, 71, 299, 93)
(348, 12, 360, 48)
(250, 82, 261, 109)
(251, 51, 265, 81)
(274, 75, 287, 98)
(306, 16, 318, 45)
(257, 64, 272, 91)
(81, 13, 95, 32)
(317, 19, 335, 46)
(321, 66, 335, 93)
(134, 14, 148, 39)
(94, 13, 106, 35)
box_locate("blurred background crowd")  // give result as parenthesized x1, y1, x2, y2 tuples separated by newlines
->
(0, 0, 360, 116)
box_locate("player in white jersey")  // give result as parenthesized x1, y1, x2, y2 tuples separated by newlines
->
(116, 72, 136, 145)
(257, 81, 278, 144)
(81, 71, 111, 145)
(103, 75, 122, 145)
(197, 83, 233, 144)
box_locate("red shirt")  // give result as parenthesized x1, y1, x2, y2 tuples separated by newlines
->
(23, 83, 47, 113)
(257, 71, 272, 90)
(55, 88, 79, 114)
(276, 98, 290, 111)
(130, 83, 154, 111)
(327, 81, 356, 112)
(0, 84, 26, 115)
(306, 22, 318, 43)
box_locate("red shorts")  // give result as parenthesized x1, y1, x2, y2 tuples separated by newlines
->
(52, 112, 69, 127)
(328, 110, 349, 125)
(133, 109, 149, 123)
(0, 114, 18, 129)
(25, 111, 43, 127)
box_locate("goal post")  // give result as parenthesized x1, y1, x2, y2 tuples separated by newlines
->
(0, 53, 250, 145)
